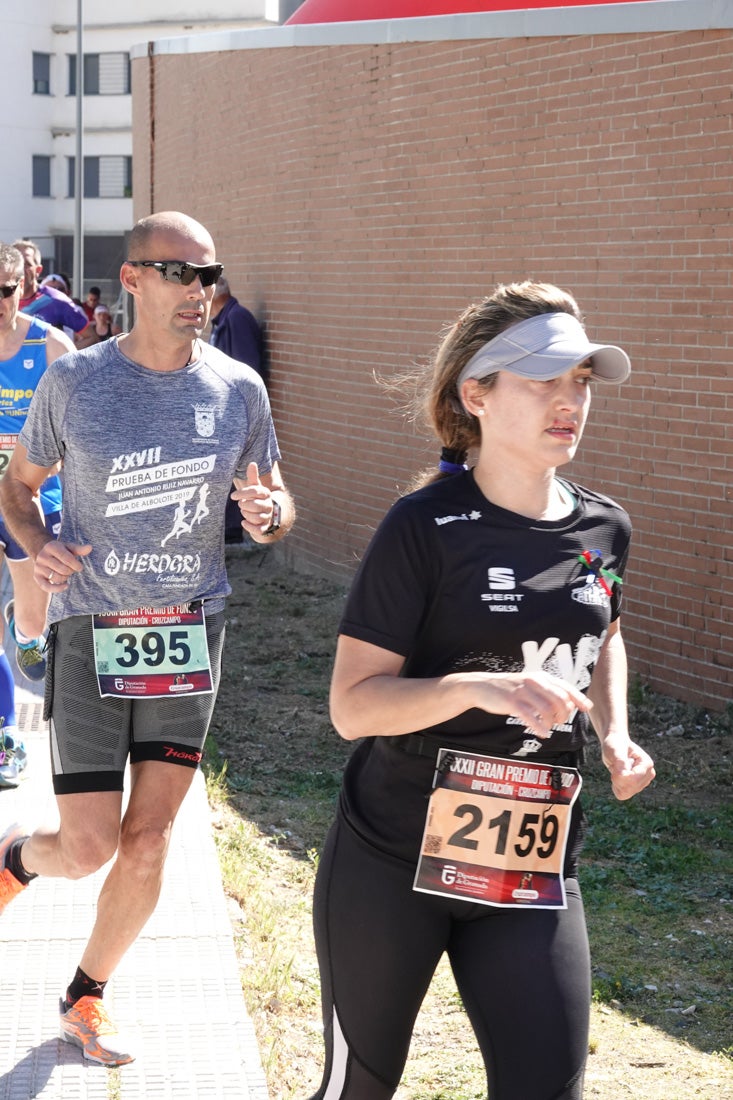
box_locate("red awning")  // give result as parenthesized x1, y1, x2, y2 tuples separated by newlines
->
(286, 0, 660, 23)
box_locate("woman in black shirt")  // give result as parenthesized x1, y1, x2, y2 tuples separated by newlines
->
(309, 281, 655, 1100)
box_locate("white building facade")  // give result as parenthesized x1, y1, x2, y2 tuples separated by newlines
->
(2, 0, 271, 304)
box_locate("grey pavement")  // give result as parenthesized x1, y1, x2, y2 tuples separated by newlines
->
(0, 613, 269, 1099)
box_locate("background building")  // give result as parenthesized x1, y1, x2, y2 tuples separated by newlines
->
(2, 0, 270, 308)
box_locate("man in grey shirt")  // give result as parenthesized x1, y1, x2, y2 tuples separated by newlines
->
(0, 211, 295, 1065)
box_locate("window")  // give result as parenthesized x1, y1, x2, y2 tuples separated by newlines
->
(33, 52, 51, 95)
(32, 155, 52, 197)
(68, 52, 130, 96)
(67, 156, 132, 199)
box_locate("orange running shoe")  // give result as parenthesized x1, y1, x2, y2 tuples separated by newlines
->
(59, 996, 135, 1066)
(0, 823, 27, 914)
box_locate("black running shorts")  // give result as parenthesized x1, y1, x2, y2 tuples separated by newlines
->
(44, 609, 226, 795)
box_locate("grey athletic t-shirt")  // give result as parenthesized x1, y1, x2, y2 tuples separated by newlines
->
(19, 337, 281, 622)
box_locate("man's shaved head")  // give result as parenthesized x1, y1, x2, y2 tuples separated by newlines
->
(127, 212, 215, 261)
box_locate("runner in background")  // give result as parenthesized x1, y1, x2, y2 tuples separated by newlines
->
(74, 303, 121, 349)
(14, 239, 89, 339)
(308, 281, 655, 1100)
(0, 244, 74, 784)
(208, 274, 267, 544)
(0, 212, 294, 1064)
(82, 285, 102, 323)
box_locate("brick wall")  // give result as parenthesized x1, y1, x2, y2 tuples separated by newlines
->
(131, 23, 732, 709)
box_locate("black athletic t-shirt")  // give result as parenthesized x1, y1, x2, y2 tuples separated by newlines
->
(337, 471, 631, 863)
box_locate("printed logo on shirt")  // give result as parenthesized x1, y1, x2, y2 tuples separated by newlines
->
(103, 546, 202, 580)
(23, 359, 35, 371)
(570, 573, 611, 607)
(506, 632, 606, 756)
(101, 444, 216, 589)
(481, 566, 524, 611)
(110, 447, 162, 474)
(487, 567, 515, 590)
(0, 387, 34, 405)
(512, 737, 543, 758)
(522, 634, 602, 695)
(193, 404, 216, 438)
(434, 510, 482, 526)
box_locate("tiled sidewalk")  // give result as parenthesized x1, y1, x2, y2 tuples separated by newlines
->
(0, 673, 269, 1099)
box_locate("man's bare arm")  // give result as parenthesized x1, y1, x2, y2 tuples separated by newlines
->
(45, 326, 75, 361)
(0, 443, 91, 592)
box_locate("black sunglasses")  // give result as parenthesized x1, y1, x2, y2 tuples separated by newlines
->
(0, 283, 20, 299)
(126, 260, 223, 288)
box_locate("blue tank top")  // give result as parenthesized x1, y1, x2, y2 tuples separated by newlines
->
(0, 318, 62, 514)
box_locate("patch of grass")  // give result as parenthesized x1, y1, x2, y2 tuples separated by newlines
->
(580, 740, 733, 1061)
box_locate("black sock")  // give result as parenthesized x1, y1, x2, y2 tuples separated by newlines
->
(65, 967, 108, 1009)
(7, 838, 37, 885)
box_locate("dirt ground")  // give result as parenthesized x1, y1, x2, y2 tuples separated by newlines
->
(209, 546, 732, 1100)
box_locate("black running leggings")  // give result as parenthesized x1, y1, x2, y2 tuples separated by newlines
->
(309, 817, 590, 1100)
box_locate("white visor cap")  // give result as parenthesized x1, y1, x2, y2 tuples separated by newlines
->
(457, 311, 631, 389)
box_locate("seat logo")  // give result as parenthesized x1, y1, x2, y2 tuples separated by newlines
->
(487, 567, 515, 590)
(482, 567, 523, 611)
